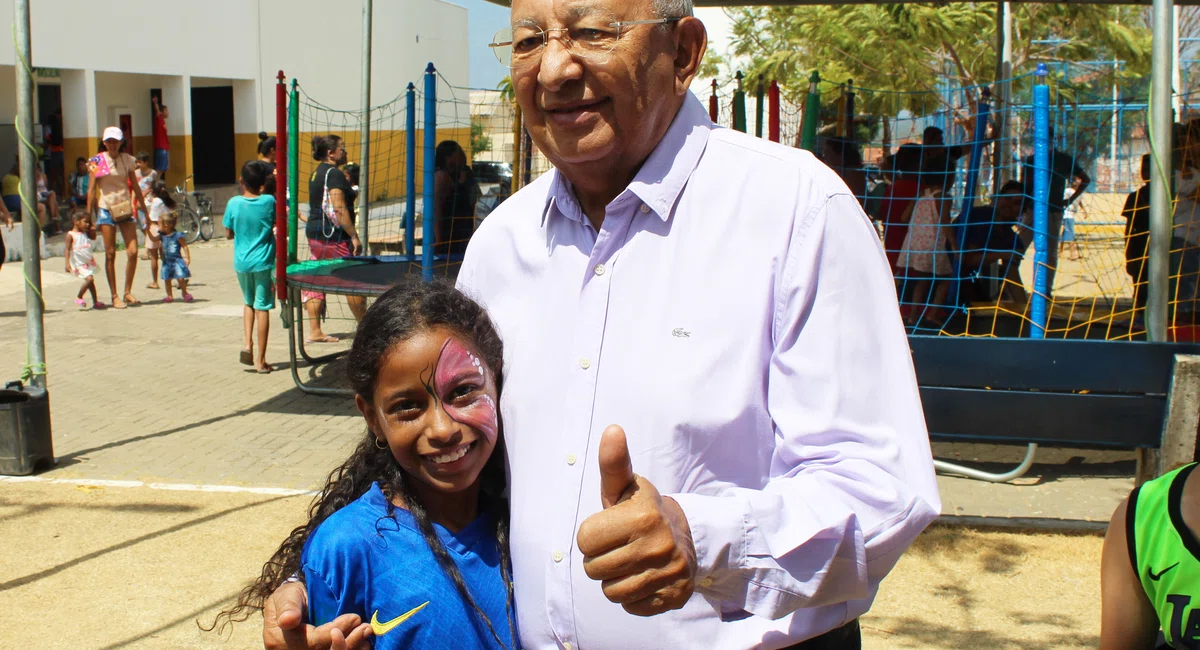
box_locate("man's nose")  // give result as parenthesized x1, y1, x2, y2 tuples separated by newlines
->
(537, 38, 583, 93)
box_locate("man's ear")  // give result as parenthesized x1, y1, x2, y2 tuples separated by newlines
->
(673, 17, 707, 96)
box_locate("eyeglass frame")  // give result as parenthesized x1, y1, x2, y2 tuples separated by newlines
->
(489, 16, 682, 67)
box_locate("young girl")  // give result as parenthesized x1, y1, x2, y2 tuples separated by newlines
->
(134, 152, 158, 239)
(64, 211, 102, 309)
(224, 161, 277, 373)
(143, 183, 177, 290)
(212, 280, 517, 649)
(897, 185, 955, 329)
(157, 212, 192, 303)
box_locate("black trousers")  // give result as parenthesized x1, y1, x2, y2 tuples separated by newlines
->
(779, 620, 861, 650)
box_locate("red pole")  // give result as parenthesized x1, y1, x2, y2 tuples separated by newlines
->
(275, 71, 288, 301)
(769, 81, 780, 143)
(709, 79, 718, 123)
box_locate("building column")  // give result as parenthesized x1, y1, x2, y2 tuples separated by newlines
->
(162, 75, 191, 184)
(59, 69, 97, 169)
(233, 79, 260, 176)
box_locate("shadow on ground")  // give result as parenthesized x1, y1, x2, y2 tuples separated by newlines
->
(863, 616, 1100, 650)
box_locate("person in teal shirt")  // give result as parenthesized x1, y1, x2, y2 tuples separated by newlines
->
(223, 160, 277, 373)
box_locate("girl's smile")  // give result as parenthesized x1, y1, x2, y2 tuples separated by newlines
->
(359, 327, 500, 512)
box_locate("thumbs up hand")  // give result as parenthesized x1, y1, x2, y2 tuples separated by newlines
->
(576, 425, 697, 617)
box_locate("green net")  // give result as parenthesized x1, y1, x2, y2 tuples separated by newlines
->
(285, 69, 476, 344)
(708, 63, 1162, 340)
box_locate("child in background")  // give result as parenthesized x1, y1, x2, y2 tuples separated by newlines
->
(897, 184, 956, 329)
(157, 212, 192, 303)
(211, 280, 517, 650)
(134, 152, 158, 240)
(64, 211, 102, 310)
(143, 183, 177, 290)
(224, 161, 277, 374)
(67, 157, 89, 208)
(35, 163, 60, 230)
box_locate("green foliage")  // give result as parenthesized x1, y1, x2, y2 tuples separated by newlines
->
(497, 76, 515, 103)
(722, 3, 1152, 115)
(470, 119, 492, 157)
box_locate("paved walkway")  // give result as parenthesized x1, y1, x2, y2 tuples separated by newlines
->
(0, 241, 361, 489)
(0, 243, 1135, 523)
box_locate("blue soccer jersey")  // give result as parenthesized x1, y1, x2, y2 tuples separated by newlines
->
(302, 483, 517, 649)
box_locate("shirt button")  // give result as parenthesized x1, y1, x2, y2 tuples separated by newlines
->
(553, 550, 564, 563)
(640, 204, 650, 214)
(700, 576, 714, 588)
(567, 454, 577, 465)
(594, 263, 605, 276)
(564, 644, 573, 650)
(579, 358, 591, 370)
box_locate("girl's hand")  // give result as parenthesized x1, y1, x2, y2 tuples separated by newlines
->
(351, 236, 363, 256)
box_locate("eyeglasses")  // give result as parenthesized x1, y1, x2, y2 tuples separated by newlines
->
(489, 13, 680, 68)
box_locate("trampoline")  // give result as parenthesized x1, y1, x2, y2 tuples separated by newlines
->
(285, 255, 464, 395)
(287, 256, 462, 297)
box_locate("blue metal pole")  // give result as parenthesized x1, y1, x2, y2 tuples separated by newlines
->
(422, 63, 436, 281)
(1031, 64, 1051, 338)
(405, 83, 416, 259)
(959, 88, 991, 221)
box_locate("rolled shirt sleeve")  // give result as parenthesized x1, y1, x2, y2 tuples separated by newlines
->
(670, 192, 942, 621)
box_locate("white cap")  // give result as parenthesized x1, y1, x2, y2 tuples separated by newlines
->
(102, 126, 124, 142)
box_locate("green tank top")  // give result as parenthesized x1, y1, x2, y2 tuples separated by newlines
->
(1131, 462, 1200, 647)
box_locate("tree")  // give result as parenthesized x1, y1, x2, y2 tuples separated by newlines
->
(470, 119, 492, 157)
(722, 4, 1152, 118)
(497, 76, 515, 104)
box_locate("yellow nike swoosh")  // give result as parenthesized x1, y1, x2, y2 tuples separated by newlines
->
(370, 601, 430, 636)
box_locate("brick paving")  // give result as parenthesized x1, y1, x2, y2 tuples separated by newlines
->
(0, 242, 1135, 520)
(0, 241, 363, 489)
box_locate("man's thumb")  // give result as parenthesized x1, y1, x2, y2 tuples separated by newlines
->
(598, 425, 635, 508)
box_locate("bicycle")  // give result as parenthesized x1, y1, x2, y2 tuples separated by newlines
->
(173, 175, 216, 244)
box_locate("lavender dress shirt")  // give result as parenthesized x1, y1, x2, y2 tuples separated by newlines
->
(456, 92, 941, 650)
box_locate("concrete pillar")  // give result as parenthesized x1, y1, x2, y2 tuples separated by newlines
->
(59, 68, 96, 168)
(165, 75, 191, 184)
(233, 78, 259, 175)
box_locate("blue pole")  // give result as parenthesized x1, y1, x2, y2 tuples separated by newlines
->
(1031, 64, 1051, 338)
(422, 63, 436, 281)
(947, 88, 992, 315)
(958, 88, 991, 221)
(405, 83, 416, 259)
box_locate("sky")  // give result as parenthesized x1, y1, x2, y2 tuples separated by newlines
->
(450, 0, 737, 90)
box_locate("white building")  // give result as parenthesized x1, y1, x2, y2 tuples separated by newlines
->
(0, 0, 468, 187)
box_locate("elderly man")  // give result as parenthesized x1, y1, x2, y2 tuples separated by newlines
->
(262, 0, 939, 647)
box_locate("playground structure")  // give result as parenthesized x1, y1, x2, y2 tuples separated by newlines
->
(254, 0, 1195, 481)
(275, 64, 479, 395)
(676, 65, 1200, 345)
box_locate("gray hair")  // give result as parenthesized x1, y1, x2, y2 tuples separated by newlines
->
(654, 0, 693, 19)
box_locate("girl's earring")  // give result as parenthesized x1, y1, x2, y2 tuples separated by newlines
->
(374, 437, 388, 450)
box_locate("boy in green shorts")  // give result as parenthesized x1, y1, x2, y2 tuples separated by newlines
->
(224, 160, 277, 374)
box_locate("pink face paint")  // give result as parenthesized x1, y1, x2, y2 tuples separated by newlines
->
(434, 338, 498, 444)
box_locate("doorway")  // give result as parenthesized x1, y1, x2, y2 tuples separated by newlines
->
(190, 86, 235, 185)
(36, 84, 63, 193)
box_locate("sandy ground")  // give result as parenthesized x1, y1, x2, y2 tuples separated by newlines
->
(0, 481, 1105, 650)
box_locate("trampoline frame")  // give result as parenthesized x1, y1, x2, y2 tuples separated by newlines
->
(281, 64, 448, 397)
(284, 256, 465, 396)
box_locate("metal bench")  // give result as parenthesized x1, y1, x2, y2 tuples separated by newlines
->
(910, 336, 1200, 484)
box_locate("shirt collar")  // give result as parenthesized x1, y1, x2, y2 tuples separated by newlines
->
(542, 91, 713, 226)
